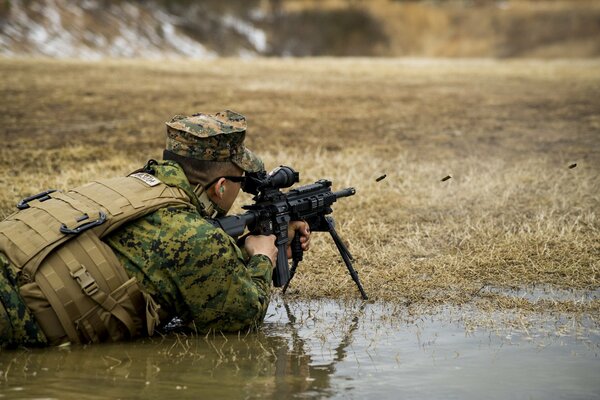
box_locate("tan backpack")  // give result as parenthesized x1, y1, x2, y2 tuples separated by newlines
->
(0, 172, 193, 345)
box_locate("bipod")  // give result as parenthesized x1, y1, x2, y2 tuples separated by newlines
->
(283, 216, 368, 300)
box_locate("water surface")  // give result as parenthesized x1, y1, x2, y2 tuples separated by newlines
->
(0, 297, 598, 399)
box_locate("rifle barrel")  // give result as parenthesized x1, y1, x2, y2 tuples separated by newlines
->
(334, 187, 356, 199)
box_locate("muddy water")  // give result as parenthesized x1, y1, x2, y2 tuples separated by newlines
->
(1, 297, 598, 400)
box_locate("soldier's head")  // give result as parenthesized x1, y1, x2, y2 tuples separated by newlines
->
(163, 110, 264, 213)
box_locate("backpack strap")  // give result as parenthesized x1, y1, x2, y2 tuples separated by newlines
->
(31, 231, 143, 343)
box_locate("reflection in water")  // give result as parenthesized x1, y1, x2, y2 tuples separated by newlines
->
(269, 301, 366, 399)
(0, 298, 364, 399)
(0, 297, 598, 399)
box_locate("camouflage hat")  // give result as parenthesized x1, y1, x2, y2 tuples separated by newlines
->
(165, 110, 264, 173)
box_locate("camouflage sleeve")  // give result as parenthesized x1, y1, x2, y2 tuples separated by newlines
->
(179, 225, 273, 333)
(0, 253, 47, 347)
(150, 210, 273, 333)
(106, 208, 273, 333)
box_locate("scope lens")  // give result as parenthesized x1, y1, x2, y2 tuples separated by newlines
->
(268, 166, 299, 188)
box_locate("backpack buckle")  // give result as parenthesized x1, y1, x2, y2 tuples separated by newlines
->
(71, 265, 99, 296)
(60, 211, 107, 235)
(17, 189, 57, 210)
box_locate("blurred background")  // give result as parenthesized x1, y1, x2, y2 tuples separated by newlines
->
(1, 0, 600, 59)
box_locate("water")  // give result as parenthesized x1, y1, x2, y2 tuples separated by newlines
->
(1, 297, 598, 399)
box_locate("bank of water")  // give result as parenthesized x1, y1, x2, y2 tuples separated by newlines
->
(0, 297, 598, 399)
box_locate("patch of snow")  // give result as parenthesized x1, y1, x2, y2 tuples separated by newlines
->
(33, 0, 80, 58)
(153, 9, 216, 59)
(44, 0, 62, 29)
(222, 14, 267, 53)
(0, 34, 10, 48)
(160, 22, 212, 58)
(248, 8, 267, 21)
(0, 0, 217, 59)
(28, 23, 49, 45)
(65, 3, 84, 18)
(80, 0, 100, 11)
(110, 36, 133, 57)
(83, 30, 107, 47)
(121, 2, 140, 19)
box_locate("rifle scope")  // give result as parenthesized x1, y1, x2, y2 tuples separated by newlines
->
(242, 166, 299, 195)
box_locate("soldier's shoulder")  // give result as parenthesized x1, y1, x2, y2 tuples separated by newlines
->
(149, 207, 240, 258)
(153, 207, 230, 241)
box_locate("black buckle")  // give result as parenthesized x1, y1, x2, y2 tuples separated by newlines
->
(60, 211, 107, 234)
(17, 190, 57, 210)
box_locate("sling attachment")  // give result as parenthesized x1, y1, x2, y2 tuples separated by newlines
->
(143, 159, 158, 174)
(70, 265, 99, 296)
(17, 190, 57, 210)
(128, 159, 158, 176)
(60, 212, 107, 234)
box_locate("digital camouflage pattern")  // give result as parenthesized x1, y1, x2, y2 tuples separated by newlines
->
(0, 159, 272, 347)
(104, 160, 273, 333)
(165, 110, 264, 173)
(0, 253, 47, 348)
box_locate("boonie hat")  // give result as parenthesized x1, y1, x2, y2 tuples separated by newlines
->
(165, 110, 264, 173)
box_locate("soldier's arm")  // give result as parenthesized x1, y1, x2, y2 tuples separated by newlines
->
(175, 219, 273, 332)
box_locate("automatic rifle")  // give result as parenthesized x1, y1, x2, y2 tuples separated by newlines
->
(211, 166, 368, 300)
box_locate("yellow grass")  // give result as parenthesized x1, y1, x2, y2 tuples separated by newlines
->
(0, 58, 598, 320)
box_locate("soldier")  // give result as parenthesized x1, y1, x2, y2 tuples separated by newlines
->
(0, 110, 310, 348)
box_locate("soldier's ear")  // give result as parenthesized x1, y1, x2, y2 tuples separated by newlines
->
(213, 177, 227, 199)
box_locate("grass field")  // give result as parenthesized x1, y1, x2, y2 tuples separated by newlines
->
(1, 58, 598, 323)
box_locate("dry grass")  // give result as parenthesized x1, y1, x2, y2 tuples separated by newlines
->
(1, 58, 598, 320)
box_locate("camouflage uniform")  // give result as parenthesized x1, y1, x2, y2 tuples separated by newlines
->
(105, 160, 273, 333)
(0, 110, 272, 346)
(0, 254, 48, 347)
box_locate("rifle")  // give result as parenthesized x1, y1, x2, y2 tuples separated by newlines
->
(211, 166, 368, 300)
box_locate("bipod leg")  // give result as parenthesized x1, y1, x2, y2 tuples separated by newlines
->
(325, 217, 368, 300)
(282, 260, 299, 294)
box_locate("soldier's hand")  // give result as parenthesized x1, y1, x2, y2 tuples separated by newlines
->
(287, 220, 311, 259)
(245, 234, 278, 266)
